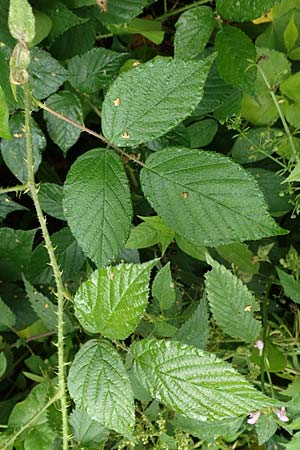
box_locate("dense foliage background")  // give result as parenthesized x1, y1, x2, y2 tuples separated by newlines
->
(1, 0, 300, 449)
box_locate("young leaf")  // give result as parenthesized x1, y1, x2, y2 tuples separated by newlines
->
(0, 86, 11, 139)
(67, 339, 135, 435)
(215, 26, 256, 94)
(43, 91, 83, 155)
(67, 47, 128, 94)
(152, 263, 176, 310)
(276, 267, 300, 304)
(8, 0, 35, 42)
(284, 14, 298, 52)
(74, 260, 156, 339)
(63, 148, 132, 267)
(175, 297, 209, 349)
(69, 409, 109, 445)
(102, 55, 215, 147)
(205, 259, 262, 342)
(0, 297, 16, 330)
(216, 0, 277, 22)
(140, 147, 286, 248)
(174, 6, 216, 61)
(131, 338, 275, 422)
(0, 113, 46, 182)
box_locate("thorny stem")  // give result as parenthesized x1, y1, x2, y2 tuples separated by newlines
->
(156, 0, 211, 21)
(0, 183, 28, 195)
(35, 99, 145, 168)
(24, 84, 69, 450)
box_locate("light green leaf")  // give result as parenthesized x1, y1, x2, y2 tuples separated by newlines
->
(255, 414, 278, 445)
(102, 55, 215, 147)
(0, 297, 16, 330)
(173, 415, 244, 439)
(284, 102, 300, 129)
(44, 91, 83, 155)
(276, 267, 300, 304)
(216, 0, 277, 22)
(0, 195, 28, 221)
(175, 234, 206, 261)
(241, 92, 279, 126)
(140, 147, 286, 248)
(215, 26, 256, 94)
(0, 353, 7, 378)
(63, 148, 132, 267)
(0, 86, 11, 139)
(24, 423, 57, 450)
(152, 263, 175, 310)
(126, 216, 175, 255)
(256, 48, 291, 95)
(186, 119, 218, 148)
(29, 47, 67, 100)
(74, 260, 156, 339)
(175, 297, 209, 349)
(67, 48, 128, 94)
(283, 161, 300, 184)
(131, 338, 275, 422)
(8, 0, 35, 42)
(108, 18, 164, 45)
(38, 183, 65, 220)
(70, 408, 109, 445)
(27, 227, 85, 285)
(284, 13, 298, 52)
(0, 228, 36, 282)
(68, 339, 135, 434)
(281, 72, 300, 103)
(0, 113, 46, 182)
(29, 10, 52, 47)
(205, 259, 262, 342)
(216, 242, 260, 276)
(174, 6, 215, 60)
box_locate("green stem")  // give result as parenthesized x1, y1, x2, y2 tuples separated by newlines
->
(156, 0, 211, 21)
(260, 280, 272, 395)
(0, 184, 28, 195)
(2, 391, 61, 450)
(24, 84, 69, 450)
(96, 32, 114, 40)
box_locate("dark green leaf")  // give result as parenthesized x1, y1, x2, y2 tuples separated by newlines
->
(102, 55, 215, 147)
(175, 234, 206, 261)
(68, 339, 135, 434)
(63, 148, 132, 267)
(38, 183, 65, 220)
(276, 267, 300, 304)
(216, 0, 278, 22)
(74, 260, 156, 339)
(175, 297, 209, 349)
(44, 91, 83, 155)
(0, 296, 16, 330)
(152, 263, 176, 310)
(174, 6, 215, 60)
(0, 353, 7, 378)
(96, 0, 153, 25)
(186, 119, 218, 148)
(232, 128, 283, 164)
(131, 338, 275, 422)
(141, 147, 286, 248)
(0, 195, 28, 221)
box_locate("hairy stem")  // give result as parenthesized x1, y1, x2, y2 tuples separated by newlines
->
(24, 84, 69, 450)
(0, 184, 28, 195)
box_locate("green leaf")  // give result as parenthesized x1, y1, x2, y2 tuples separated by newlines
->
(29, 47, 67, 100)
(152, 263, 176, 310)
(216, 243, 260, 276)
(255, 414, 278, 445)
(95, 0, 152, 25)
(29, 10, 52, 47)
(70, 408, 109, 445)
(241, 92, 279, 126)
(0, 86, 11, 139)
(67, 339, 135, 434)
(0, 195, 27, 221)
(186, 119, 218, 148)
(74, 260, 156, 339)
(281, 72, 300, 103)
(256, 48, 291, 95)
(63, 148, 132, 267)
(0, 353, 7, 379)
(215, 26, 256, 94)
(0, 113, 46, 182)
(67, 48, 128, 94)
(102, 55, 215, 147)
(126, 216, 175, 255)
(44, 91, 83, 155)
(8, 0, 35, 42)
(174, 6, 215, 61)
(0, 228, 36, 282)
(276, 267, 300, 304)
(284, 13, 298, 52)
(38, 183, 65, 220)
(175, 234, 206, 261)
(108, 18, 164, 45)
(173, 415, 244, 439)
(131, 338, 275, 422)
(284, 102, 300, 129)
(175, 298, 209, 349)
(0, 297, 16, 330)
(216, 0, 278, 22)
(205, 258, 262, 342)
(23, 423, 57, 450)
(232, 128, 283, 164)
(140, 147, 286, 248)
(27, 227, 85, 285)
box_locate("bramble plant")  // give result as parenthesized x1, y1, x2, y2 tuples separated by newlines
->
(1, 0, 300, 449)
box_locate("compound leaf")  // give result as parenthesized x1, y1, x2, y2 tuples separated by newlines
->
(205, 259, 262, 342)
(131, 338, 275, 422)
(63, 148, 132, 267)
(140, 147, 286, 248)
(68, 339, 135, 435)
(74, 260, 156, 339)
(102, 55, 215, 147)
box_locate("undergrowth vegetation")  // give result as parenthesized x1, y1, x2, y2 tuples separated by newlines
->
(1, 0, 300, 449)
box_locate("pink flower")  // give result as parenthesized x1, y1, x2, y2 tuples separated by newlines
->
(275, 407, 289, 422)
(254, 340, 264, 356)
(247, 411, 261, 424)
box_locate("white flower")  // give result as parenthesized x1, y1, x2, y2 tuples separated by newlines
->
(247, 411, 261, 424)
(275, 407, 289, 422)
